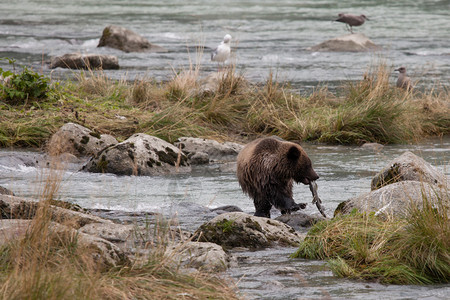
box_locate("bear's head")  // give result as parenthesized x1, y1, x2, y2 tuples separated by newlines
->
(284, 143, 319, 185)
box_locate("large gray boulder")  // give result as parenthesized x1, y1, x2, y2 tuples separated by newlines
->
(335, 181, 448, 218)
(50, 53, 119, 70)
(309, 33, 381, 52)
(97, 25, 167, 53)
(174, 137, 243, 163)
(82, 133, 190, 175)
(193, 212, 305, 250)
(48, 123, 118, 157)
(165, 241, 236, 272)
(371, 151, 447, 190)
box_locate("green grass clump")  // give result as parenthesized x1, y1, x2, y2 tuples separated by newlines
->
(291, 192, 449, 284)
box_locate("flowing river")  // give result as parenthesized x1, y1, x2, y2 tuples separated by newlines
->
(0, 137, 449, 299)
(0, 0, 449, 92)
(1, 0, 449, 298)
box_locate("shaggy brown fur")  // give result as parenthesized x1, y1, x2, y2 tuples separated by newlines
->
(237, 137, 319, 218)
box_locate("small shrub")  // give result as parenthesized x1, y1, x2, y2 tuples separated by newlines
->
(0, 58, 50, 104)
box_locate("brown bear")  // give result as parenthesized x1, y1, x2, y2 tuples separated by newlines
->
(236, 137, 319, 218)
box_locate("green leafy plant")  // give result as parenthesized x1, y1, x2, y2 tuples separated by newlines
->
(1, 57, 50, 104)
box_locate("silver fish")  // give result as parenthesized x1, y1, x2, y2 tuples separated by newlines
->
(309, 181, 327, 218)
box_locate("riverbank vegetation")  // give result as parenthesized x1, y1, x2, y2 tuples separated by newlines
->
(0, 164, 239, 299)
(291, 192, 449, 285)
(1, 60, 449, 148)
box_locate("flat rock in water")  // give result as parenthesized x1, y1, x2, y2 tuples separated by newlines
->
(97, 25, 167, 53)
(193, 212, 305, 250)
(50, 53, 119, 70)
(82, 133, 190, 176)
(371, 151, 447, 190)
(309, 33, 381, 52)
(48, 122, 118, 157)
(0, 194, 113, 228)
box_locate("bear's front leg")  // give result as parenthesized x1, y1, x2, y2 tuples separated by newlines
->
(276, 195, 306, 215)
(281, 202, 307, 214)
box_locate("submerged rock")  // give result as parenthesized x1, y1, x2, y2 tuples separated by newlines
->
(360, 142, 384, 152)
(309, 33, 381, 52)
(275, 212, 322, 230)
(335, 180, 448, 218)
(211, 205, 243, 214)
(174, 137, 243, 163)
(82, 133, 190, 175)
(48, 122, 118, 157)
(371, 151, 447, 190)
(193, 212, 305, 250)
(97, 25, 167, 53)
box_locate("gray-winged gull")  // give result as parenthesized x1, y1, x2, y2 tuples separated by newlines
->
(211, 34, 232, 68)
(395, 67, 412, 90)
(335, 14, 369, 33)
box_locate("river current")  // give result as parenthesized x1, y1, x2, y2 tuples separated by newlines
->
(0, 0, 449, 92)
(0, 137, 449, 299)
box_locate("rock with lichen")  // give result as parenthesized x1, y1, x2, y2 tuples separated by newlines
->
(82, 133, 190, 175)
(192, 212, 305, 250)
(48, 123, 118, 157)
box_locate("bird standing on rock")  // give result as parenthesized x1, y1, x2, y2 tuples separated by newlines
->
(211, 34, 232, 70)
(395, 67, 412, 91)
(335, 14, 369, 34)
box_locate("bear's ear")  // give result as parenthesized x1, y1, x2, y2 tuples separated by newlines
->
(287, 145, 301, 160)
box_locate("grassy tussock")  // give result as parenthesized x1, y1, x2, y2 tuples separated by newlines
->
(0, 160, 239, 299)
(0, 61, 449, 147)
(291, 188, 449, 284)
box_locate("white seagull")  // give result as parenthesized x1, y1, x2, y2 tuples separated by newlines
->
(211, 34, 232, 69)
